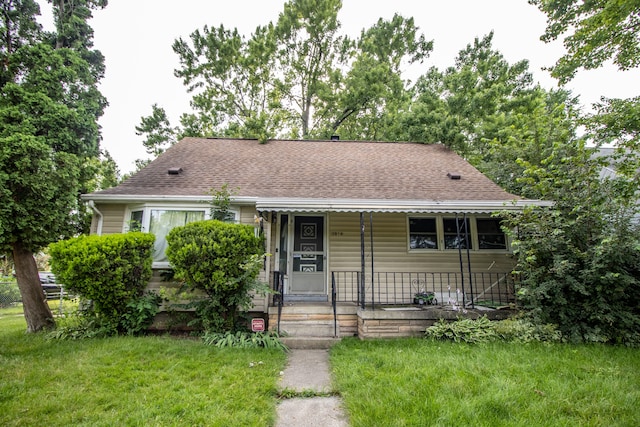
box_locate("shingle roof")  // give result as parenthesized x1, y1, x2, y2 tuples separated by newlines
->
(89, 138, 520, 202)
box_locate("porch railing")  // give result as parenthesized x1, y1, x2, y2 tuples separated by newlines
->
(272, 271, 284, 334)
(331, 271, 517, 309)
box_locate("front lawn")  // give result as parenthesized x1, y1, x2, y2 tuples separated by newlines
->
(0, 308, 286, 427)
(3, 305, 639, 426)
(331, 338, 640, 426)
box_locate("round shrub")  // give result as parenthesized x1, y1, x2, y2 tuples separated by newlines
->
(49, 232, 154, 321)
(166, 220, 264, 332)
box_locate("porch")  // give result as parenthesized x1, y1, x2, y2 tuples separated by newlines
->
(268, 270, 517, 340)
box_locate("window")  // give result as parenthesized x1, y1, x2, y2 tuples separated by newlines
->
(149, 210, 205, 262)
(409, 218, 438, 249)
(129, 210, 143, 232)
(476, 218, 507, 250)
(125, 205, 241, 265)
(443, 217, 472, 249)
(408, 215, 507, 252)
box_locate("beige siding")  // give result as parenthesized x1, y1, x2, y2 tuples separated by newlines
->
(328, 212, 516, 303)
(328, 212, 514, 272)
(94, 203, 126, 235)
(239, 206, 258, 225)
(239, 206, 269, 312)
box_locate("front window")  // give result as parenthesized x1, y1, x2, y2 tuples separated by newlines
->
(477, 218, 507, 250)
(149, 210, 205, 262)
(409, 218, 438, 249)
(443, 217, 472, 249)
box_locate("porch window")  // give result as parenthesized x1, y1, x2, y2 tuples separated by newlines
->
(409, 218, 438, 249)
(443, 217, 472, 249)
(476, 218, 507, 250)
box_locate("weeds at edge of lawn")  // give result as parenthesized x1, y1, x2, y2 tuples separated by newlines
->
(0, 312, 287, 427)
(277, 387, 339, 400)
(330, 337, 640, 427)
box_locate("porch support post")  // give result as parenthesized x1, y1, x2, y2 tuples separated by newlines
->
(369, 212, 375, 310)
(456, 213, 466, 307)
(360, 212, 366, 310)
(463, 213, 474, 308)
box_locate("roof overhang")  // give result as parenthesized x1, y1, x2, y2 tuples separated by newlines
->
(81, 194, 553, 213)
(80, 194, 259, 205)
(254, 198, 553, 214)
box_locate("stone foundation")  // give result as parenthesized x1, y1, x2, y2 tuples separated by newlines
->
(357, 306, 515, 338)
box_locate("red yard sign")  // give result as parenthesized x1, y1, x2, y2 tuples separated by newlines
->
(251, 318, 265, 332)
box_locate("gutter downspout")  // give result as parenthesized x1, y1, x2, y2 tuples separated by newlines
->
(88, 200, 103, 236)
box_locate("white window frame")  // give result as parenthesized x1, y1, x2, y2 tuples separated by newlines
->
(123, 203, 240, 268)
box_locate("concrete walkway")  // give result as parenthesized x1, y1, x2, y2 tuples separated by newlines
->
(275, 349, 349, 427)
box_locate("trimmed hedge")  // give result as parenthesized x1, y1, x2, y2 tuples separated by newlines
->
(166, 220, 264, 332)
(49, 232, 154, 320)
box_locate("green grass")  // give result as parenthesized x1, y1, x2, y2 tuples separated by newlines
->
(0, 308, 286, 426)
(3, 306, 640, 426)
(330, 338, 640, 427)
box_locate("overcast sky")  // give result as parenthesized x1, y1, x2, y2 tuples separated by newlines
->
(40, 1, 640, 173)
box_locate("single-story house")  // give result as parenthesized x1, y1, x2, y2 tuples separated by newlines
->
(83, 137, 549, 338)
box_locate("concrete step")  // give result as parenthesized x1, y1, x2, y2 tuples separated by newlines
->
(281, 336, 341, 349)
(278, 321, 336, 337)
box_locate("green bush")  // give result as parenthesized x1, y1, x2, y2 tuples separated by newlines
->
(119, 292, 162, 335)
(46, 313, 117, 340)
(493, 317, 562, 343)
(426, 316, 564, 344)
(49, 232, 154, 325)
(166, 220, 264, 332)
(426, 316, 497, 343)
(203, 330, 288, 350)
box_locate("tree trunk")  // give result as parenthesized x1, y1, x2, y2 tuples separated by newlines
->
(12, 241, 54, 332)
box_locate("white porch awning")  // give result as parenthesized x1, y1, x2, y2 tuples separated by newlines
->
(255, 198, 553, 214)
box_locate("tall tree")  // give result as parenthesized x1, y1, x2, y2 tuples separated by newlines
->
(0, 0, 107, 331)
(135, 103, 178, 158)
(500, 0, 640, 343)
(140, 0, 431, 154)
(530, 0, 640, 84)
(531, 0, 640, 180)
(326, 14, 432, 140)
(402, 33, 537, 161)
(172, 22, 280, 142)
(273, 0, 344, 138)
(502, 139, 640, 344)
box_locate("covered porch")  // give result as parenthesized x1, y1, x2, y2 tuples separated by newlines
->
(260, 203, 528, 339)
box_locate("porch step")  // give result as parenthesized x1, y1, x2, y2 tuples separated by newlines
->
(278, 321, 336, 337)
(268, 303, 359, 338)
(280, 336, 341, 349)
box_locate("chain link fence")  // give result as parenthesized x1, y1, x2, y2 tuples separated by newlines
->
(0, 280, 21, 307)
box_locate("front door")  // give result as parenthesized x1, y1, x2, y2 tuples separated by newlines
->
(289, 215, 326, 296)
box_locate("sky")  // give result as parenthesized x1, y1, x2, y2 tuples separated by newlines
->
(40, 1, 640, 174)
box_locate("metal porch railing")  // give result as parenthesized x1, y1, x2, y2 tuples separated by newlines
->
(331, 271, 517, 309)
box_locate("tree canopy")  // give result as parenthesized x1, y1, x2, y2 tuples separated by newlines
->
(530, 0, 640, 84)
(136, 0, 431, 160)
